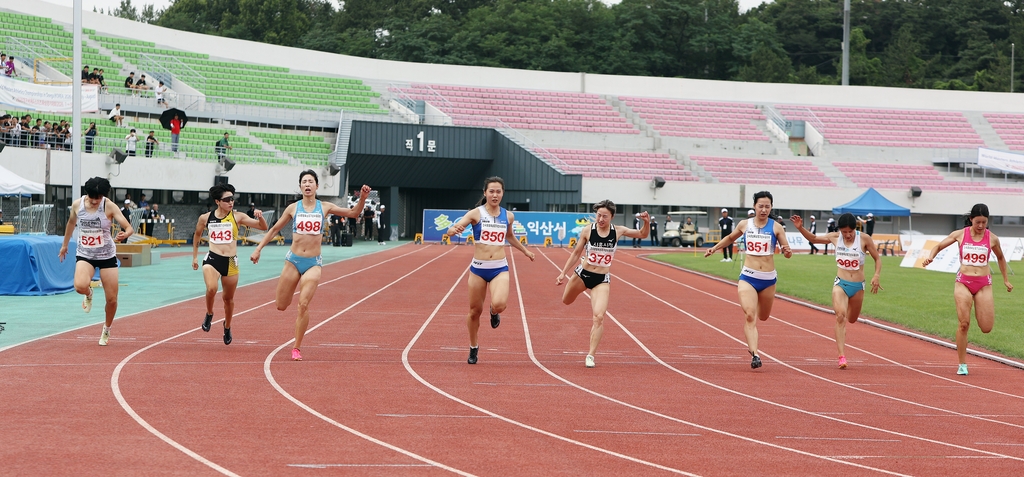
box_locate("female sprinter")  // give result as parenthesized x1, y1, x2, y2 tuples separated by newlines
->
(58, 177, 133, 346)
(446, 176, 535, 364)
(251, 170, 370, 361)
(791, 213, 881, 368)
(704, 191, 792, 369)
(192, 182, 267, 345)
(922, 203, 1012, 375)
(556, 201, 648, 368)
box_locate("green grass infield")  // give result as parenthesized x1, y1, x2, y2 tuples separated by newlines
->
(647, 251, 1024, 360)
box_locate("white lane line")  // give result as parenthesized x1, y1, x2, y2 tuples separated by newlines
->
(619, 256, 1024, 420)
(632, 256, 1024, 398)
(590, 253, 1024, 462)
(522, 250, 909, 476)
(400, 259, 701, 476)
(377, 414, 492, 419)
(575, 430, 701, 437)
(109, 246, 431, 476)
(263, 247, 474, 476)
(2, 244, 414, 354)
(775, 437, 901, 442)
(288, 463, 434, 468)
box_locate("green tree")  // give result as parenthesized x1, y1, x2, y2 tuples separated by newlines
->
(737, 44, 793, 82)
(111, 0, 139, 21)
(835, 27, 882, 85)
(879, 24, 925, 87)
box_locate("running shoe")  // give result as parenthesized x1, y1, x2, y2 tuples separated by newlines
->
(585, 355, 595, 368)
(838, 356, 848, 369)
(468, 347, 479, 364)
(751, 354, 762, 369)
(291, 348, 302, 361)
(83, 291, 93, 313)
(223, 326, 232, 345)
(957, 364, 968, 375)
(201, 313, 213, 332)
(98, 326, 109, 346)
(489, 307, 500, 329)
(720, 258, 728, 262)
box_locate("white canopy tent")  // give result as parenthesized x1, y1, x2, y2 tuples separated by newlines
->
(0, 164, 46, 233)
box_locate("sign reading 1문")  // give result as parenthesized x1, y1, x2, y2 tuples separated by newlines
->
(405, 131, 436, 153)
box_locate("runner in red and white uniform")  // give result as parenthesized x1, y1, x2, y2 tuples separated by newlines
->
(556, 200, 648, 368)
(792, 213, 882, 369)
(58, 177, 134, 346)
(923, 203, 1012, 375)
(446, 176, 535, 364)
(704, 191, 792, 369)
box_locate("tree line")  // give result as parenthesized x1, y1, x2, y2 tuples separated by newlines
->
(102, 0, 1024, 92)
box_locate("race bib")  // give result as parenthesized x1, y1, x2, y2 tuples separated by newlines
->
(587, 246, 615, 267)
(961, 244, 990, 266)
(745, 232, 773, 256)
(79, 228, 104, 249)
(478, 221, 507, 246)
(208, 221, 233, 244)
(294, 212, 323, 235)
(835, 248, 862, 271)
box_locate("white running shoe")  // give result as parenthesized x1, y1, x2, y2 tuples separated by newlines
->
(83, 291, 93, 313)
(720, 258, 727, 262)
(726, 258, 732, 262)
(585, 355, 595, 368)
(99, 327, 110, 346)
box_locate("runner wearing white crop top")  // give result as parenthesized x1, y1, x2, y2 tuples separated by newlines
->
(705, 191, 792, 369)
(446, 176, 535, 364)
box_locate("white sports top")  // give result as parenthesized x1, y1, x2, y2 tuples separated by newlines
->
(76, 196, 116, 260)
(835, 231, 864, 271)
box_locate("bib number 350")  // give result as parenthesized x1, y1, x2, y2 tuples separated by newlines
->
(480, 230, 505, 243)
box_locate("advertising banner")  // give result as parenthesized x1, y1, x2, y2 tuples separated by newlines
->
(900, 234, 1022, 272)
(0, 76, 99, 113)
(977, 147, 1024, 175)
(423, 209, 593, 245)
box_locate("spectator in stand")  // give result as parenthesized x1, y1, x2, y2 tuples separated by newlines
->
(155, 81, 168, 108)
(0, 54, 9, 77)
(81, 65, 91, 84)
(858, 213, 875, 236)
(151, 203, 161, 220)
(215, 133, 232, 161)
(124, 193, 137, 210)
(124, 72, 136, 93)
(0, 115, 12, 145)
(170, 114, 181, 152)
(145, 130, 159, 157)
(89, 68, 101, 85)
(9, 116, 22, 147)
(135, 74, 150, 91)
(84, 122, 97, 153)
(125, 129, 138, 157)
(38, 121, 50, 149)
(96, 68, 107, 92)
(138, 194, 149, 209)
(3, 54, 15, 77)
(109, 103, 125, 128)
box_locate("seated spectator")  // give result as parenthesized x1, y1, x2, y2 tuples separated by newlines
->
(81, 65, 91, 84)
(89, 68, 101, 85)
(108, 103, 125, 128)
(215, 132, 232, 161)
(97, 68, 107, 92)
(3, 55, 15, 78)
(124, 72, 136, 93)
(135, 74, 150, 91)
(0, 54, 7, 77)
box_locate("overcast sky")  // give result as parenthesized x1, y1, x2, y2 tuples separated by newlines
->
(45, 0, 769, 16)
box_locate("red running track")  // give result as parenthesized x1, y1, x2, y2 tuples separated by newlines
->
(3, 243, 1024, 476)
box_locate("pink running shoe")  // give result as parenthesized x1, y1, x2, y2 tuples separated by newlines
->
(291, 348, 302, 361)
(838, 356, 848, 369)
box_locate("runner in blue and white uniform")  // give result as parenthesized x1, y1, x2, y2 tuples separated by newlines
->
(792, 213, 882, 369)
(705, 191, 792, 369)
(446, 176, 535, 364)
(58, 177, 134, 346)
(251, 170, 370, 361)
(556, 200, 648, 368)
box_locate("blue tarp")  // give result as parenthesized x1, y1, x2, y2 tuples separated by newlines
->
(0, 236, 76, 296)
(832, 188, 910, 217)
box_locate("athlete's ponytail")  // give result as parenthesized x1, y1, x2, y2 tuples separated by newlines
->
(475, 176, 505, 207)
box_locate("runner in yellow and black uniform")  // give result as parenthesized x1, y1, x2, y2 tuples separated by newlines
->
(193, 183, 267, 345)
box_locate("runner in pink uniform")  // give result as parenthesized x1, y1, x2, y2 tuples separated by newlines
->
(923, 204, 1012, 375)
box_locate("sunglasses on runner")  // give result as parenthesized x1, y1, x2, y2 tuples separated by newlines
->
(217, 196, 235, 202)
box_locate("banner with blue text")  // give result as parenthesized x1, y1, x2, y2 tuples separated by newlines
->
(422, 209, 594, 245)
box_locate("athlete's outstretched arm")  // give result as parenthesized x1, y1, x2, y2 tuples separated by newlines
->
(504, 210, 534, 261)
(235, 209, 268, 231)
(921, 230, 962, 267)
(704, 220, 746, 258)
(790, 215, 832, 245)
(557, 227, 590, 285)
(108, 199, 134, 242)
(618, 212, 650, 239)
(327, 185, 370, 219)
(250, 204, 295, 264)
(989, 234, 1013, 292)
(446, 208, 479, 237)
